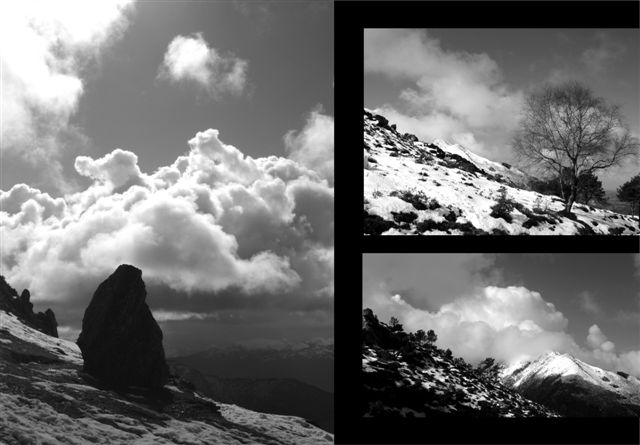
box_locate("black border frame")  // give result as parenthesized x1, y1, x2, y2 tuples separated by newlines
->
(335, 1, 640, 444)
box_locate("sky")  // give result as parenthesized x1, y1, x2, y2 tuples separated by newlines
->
(363, 253, 640, 377)
(364, 29, 639, 191)
(0, 0, 334, 356)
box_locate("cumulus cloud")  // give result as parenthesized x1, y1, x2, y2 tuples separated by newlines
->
(364, 284, 640, 376)
(285, 108, 334, 185)
(586, 324, 616, 352)
(0, 0, 134, 184)
(364, 29, 523, 161)
(158, 33, 248, 97)
(0, 120, 333, 313)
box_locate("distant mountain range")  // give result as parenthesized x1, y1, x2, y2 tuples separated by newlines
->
(364, 108, 639, 235)
(171, 339, 334, 432)
(169, 361, 333, 432)
(174, 339, 333, 392)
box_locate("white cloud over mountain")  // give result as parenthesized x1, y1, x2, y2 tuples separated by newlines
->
(159, 33, 248, 97)
(365, 284, 640, 377)
(0, 121, 333, 311)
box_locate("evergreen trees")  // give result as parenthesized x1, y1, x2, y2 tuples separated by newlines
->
(617, 174, 640, 219)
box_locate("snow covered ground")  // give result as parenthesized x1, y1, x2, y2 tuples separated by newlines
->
(0, 310, 333, 444)
(363, 109, 639, 235)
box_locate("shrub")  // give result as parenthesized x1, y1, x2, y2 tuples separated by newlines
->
(392, 211, 418, 224)
(389, 317, 403, 332)
(363, 211, 396, 235)
(390, 189, 428, 211)
(444, 211, 458, 223)
(489, 187, 515, 223)
(444, 349, 453, 359)
(608, 227, 625, 235)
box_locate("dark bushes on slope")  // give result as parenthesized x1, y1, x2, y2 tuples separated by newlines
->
(489, 187, 515, 223)
(364, 211, 396, 235)
(392, 211, 418, 224)
(390, 190, 440, 211)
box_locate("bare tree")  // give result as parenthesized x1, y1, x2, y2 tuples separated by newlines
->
(513, 81, 639, 214)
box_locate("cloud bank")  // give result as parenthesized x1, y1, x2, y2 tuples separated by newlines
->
(0, 121, 333, 315)
(364, 29, 523, 161)
(285, 108, 335, 185)
(159, 33, 248, 97)
(365, 284, 640, 377)
(0, 0, 135, 186)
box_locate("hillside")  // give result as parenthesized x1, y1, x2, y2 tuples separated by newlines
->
(500, 351, 640, 417)
(0, 296, 332, 444)
(361, 309, 558, 418)
(363, 109, 639, 235)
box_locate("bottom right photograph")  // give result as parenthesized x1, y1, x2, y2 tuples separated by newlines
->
(362, 253, 640, 418)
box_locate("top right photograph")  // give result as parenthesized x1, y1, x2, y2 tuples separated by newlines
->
(363, 29, 639, 236)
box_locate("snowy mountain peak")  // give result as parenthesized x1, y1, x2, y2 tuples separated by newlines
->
(500, 350, 640, 416)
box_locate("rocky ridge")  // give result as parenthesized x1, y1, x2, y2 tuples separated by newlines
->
(362, 308, 558, 417)
(0, 275, 57, 337)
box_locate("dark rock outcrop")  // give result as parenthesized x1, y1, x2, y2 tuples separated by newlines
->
(0, 276, 58, 337)
(362, 308, 402, 350)
(77, 265, 169, 389)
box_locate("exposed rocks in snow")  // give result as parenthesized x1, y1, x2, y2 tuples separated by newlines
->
(77, 264, 169, 389)
(362, 308, 558, 417)
(0, 309, 333, 444)
(500, 351, 640, 416)
(0, 276, 58, 337)
(363, 109, 639, 235)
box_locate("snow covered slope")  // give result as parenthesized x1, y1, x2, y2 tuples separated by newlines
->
(0, 310, 333, 444)
(361, 309, 558, 418)
(500, 351, 640, 417)
(364, 109, 639, 235)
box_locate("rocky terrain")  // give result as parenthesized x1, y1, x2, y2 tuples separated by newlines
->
(500, 351, 640, 417)
(363, 108, 639, 235)
(0, 275, 57, 337)
(0, 269, 333, 444)
(361, 308, 558, 417)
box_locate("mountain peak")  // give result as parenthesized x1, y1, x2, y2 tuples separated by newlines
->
(501, 350, 640, 416)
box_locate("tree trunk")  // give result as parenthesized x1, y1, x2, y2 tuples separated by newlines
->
(564, 193, 575, 214)
(563, 177, 579, 214)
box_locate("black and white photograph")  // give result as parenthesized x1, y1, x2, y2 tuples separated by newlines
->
(0, 1, 334, 443)
(362, 253, 640, 418)
(363, 29, 640, 236)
